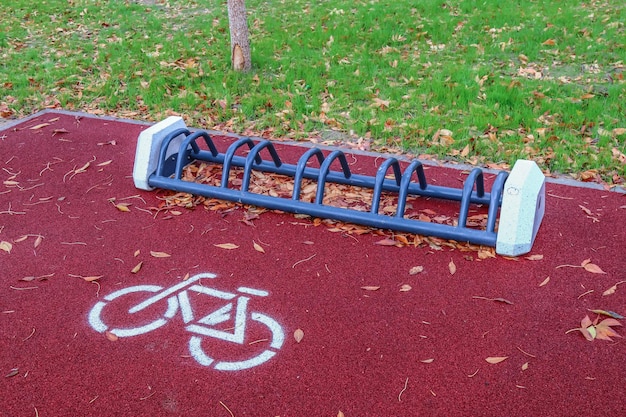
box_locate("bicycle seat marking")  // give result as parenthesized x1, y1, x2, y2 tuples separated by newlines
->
(87, 272, 285, 371)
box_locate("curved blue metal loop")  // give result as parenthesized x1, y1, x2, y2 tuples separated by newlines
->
(457, 168, 485, 228)
(371, 157, 402, 214)
(486, 171, 509, 233)
(174, 132, 211, 179)
(242, 140, 283, 192)
(189, 130, 219, 158)
(395, 160, 427, 217)
(292, 148, 326, 201)
(221, 137, 258, 189)
(156, 128, 191, 177)
(315, 150, 352, 205)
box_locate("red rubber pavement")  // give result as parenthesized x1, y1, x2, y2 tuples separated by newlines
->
(1, 111, 625, 417)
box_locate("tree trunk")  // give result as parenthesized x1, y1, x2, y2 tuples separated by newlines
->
(227, 0, 251, 71)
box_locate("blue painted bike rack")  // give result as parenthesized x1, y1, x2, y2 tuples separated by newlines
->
(143, 127, 510, 247)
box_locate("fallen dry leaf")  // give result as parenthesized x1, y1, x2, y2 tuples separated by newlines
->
(375, 238, 399, 246)
(82, 275, 103, 282)
(0, 241, 12, 254)
(294, 328, 304, 343)
(361, 286, 380, 291)
(521, 362, 529, 371)
(409, 265, 424, 275)
(29, 123, 50, 130)
(134, 249, 140, 257)
(214, 243, 239, 250)
(34, 235, 43, 248)
(399, 284, 412, 292)
(539, 276, 550, 287)
(420, 358, 434, 364)
(485, 356, 508, 364)
(105, 331, 119, 342)
(131, 261, 143, 274)
(566, 314, 623, 341)
(253, 241, 265, 253)
(583, 262, 606, 274)
(150, 251, 171, 258)
(115, 203, 130, 212)
(448, 259, 456, 275)
(525, 254, 543, 261)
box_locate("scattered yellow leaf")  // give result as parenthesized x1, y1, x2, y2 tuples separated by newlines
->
(34, 235, 43, 248)
(448, 259, 456, 275)
(29, 123, 50, 130)
(361, 286, 380, 291)
(338, 412, 345, 417)
(525, 254, 543, 261)
(115, 203, 130, 212)
(521, 362, 529, 371)
(0, 241, 13, 253)
(150, 251, 171, 258)
(134, 249, 140, 257)
(420, 358, 434, 364)
(409, 265, 424, 275)
(399, 284, 412, 292)
(105, 331, 119, 342)
(294, 328, 304, 343)
(539, 276, 550, 287)
(542, 39, 556, 46)
(131, 261, 143, 274)
(580, 93, 595, 100)
(214, 243, 239, 250)
(253, 241, 265, 253)
(97, 160, 113, 167)
(485, 356, 508, 364)
(583, 262, 606, 274)
(83, 275, 103, 282)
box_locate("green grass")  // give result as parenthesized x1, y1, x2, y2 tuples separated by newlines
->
(1, 0, 625, 185)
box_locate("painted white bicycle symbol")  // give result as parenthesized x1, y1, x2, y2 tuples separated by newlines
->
(87, 272, 284, 371)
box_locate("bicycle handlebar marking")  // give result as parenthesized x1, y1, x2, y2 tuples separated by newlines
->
(87, 272, 284, 371)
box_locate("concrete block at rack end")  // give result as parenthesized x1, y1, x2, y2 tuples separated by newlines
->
(133, 116, 187, 190)
(496, 160, 546, 256)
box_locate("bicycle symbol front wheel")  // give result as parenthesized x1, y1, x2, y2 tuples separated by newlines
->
(188, 312, 284, 371)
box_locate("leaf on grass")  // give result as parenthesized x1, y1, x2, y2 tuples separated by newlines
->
(525, 254, 544, 261)
(214, 243, 239, 250)
(448, 259, 456, 275)
(253, 241, 265, 253)
(131, 261, 143, 274)
(150, 251, 171, 258)
(539, 276, 550, 287)
(589, 309, 624, 319)
(485, 356, 508, 364)
(409, 265, 424, 275)
(399, 284, 412, 292)
(0, 241, 13, 254)
(294, 328, 304, 343)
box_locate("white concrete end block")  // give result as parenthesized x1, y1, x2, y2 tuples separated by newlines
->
(496, 160, 546, 256)
(133, 116, 188, 190)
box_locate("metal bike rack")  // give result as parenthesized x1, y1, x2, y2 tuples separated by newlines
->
(133, 117, 546, 256)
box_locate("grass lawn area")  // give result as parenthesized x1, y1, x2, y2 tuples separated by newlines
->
(1, 0, 625, 186)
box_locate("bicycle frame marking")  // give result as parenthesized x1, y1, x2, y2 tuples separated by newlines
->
(87, 272, 284, 371)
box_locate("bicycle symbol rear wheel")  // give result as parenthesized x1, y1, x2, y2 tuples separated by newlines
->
(88, 285, 178, 337)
